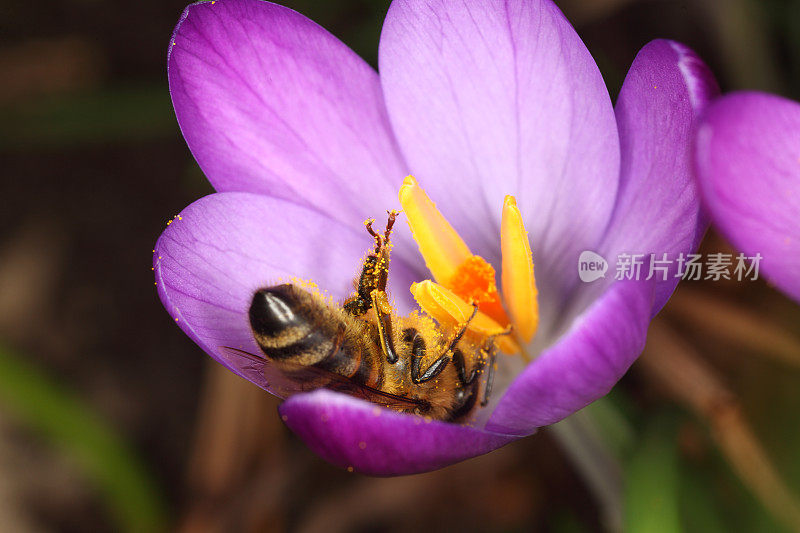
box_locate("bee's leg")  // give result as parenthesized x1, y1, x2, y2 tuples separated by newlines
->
(418, 303, 479, 385)
(479, 326, 511, 406)
(441, 304, 479, 355)
(366, 210, 398, 246)
(412, 355, 450, 383)
(343, 212, 398, 316)
(382, 209, 398, 250)
(364, 216, 383, 250)
(371, 289, 398, 364)
(452, 348, 477, 386)
(409, 334, 450, 383)
(371, 211, 398, 293)
(481, 344, 498, 406)
(343, 253, 379, 316)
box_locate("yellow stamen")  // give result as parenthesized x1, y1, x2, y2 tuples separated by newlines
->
(399, 175, 472, 283)
(400, 176, 511, 326)
(501, 196, 539, 342)
(399, 177, 536, 355)
(410, 280, 520, 354)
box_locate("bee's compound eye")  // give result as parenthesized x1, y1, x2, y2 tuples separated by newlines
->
(249, 285, 302, 336)
(401, 327, 417, 343)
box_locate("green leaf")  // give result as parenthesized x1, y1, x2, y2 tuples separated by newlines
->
(624, 417, 681, 533)
(0, 343, 168, 532)
(582, 394, 636, 457)
(678, 462, 728, 533)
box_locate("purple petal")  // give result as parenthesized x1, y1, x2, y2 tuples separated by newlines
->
(486, 278, 655, 436)
(168, 0, 407, 225)
(595, 40, 718, 313)
(379, 0, 621, 320)
(279, 389, 515, 475)
(154, 192, 418, 394)
(696, 92, 800, 302)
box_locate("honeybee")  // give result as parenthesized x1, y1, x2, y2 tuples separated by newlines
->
(223, 212, 500, 421)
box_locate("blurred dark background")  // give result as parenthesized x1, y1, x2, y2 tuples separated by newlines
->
(1, 0, 800, 531)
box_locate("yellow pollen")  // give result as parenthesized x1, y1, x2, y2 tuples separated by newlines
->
(501, 196, 539, 343)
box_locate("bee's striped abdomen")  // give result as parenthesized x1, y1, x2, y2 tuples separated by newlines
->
(249, 284, 382, 389)
(250, 285, 341, 365)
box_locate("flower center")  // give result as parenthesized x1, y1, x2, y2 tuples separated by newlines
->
(398, 176, 538, 357)
(449, 256, 508, 324)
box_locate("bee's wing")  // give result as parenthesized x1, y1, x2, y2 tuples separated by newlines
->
(218, 345, 265, 366)
(219, 346, 427, 411)
(291, 364, 429, 412)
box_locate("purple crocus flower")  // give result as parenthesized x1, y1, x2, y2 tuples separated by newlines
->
(695, 92, 800, 303)
(154, 0, 718, 475)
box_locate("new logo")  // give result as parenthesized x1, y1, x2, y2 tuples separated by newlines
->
(578, 251, 608, 283)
